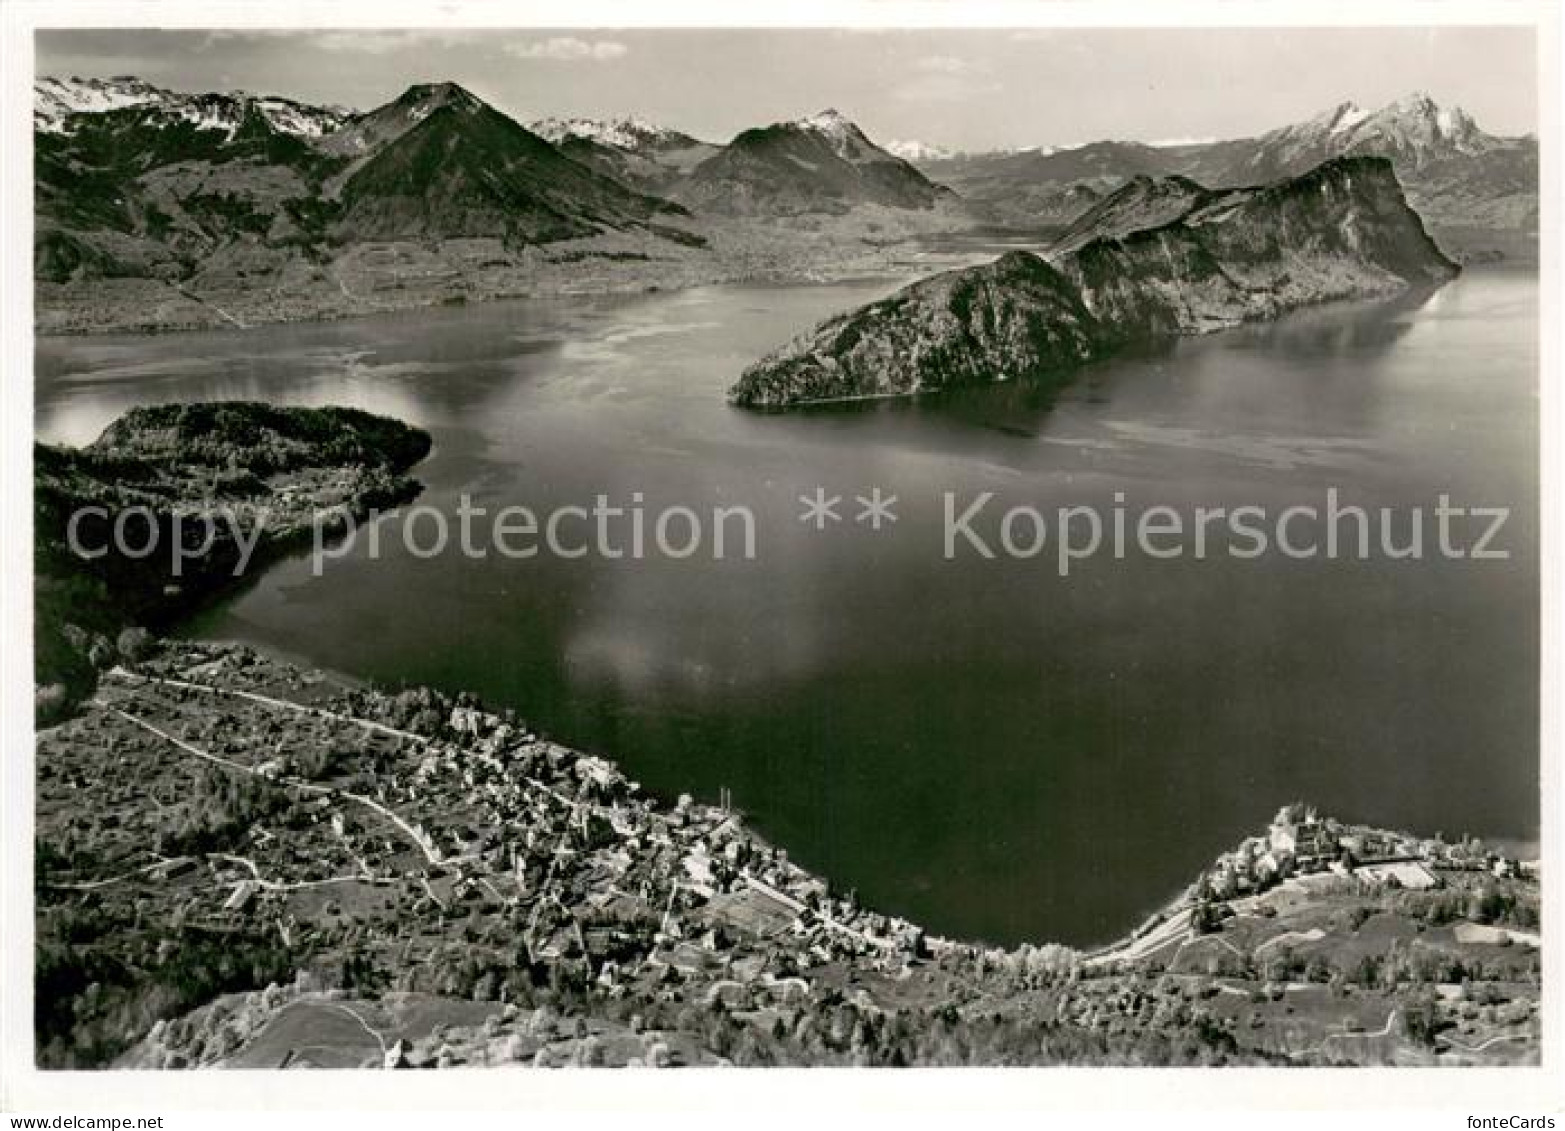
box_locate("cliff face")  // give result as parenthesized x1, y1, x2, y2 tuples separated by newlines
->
(728, 250, 1106, 408)
(731, 156, 1457, 407)
(1047, 173, 1208, 257)
(1055, 156, 1459, 337)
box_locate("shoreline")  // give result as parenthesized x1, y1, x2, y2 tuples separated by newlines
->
(34, 213, 1014, 339)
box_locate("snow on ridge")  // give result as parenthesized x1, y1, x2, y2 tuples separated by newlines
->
(531, 115, 677, 150)
(34, 74, 352, 138)
(795, 108, 895, 165)
(1329, 104, 1369, 135)
(254, 96, 352, 138)
(34, 75, 174, 132)
(884, 139, 953, 162)
(797, 108, 860, 150)
(799, 108, 851, 131)
(1145, 136, 1218, 148)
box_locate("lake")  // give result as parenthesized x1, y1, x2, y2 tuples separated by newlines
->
(35, 266, 1539, 947)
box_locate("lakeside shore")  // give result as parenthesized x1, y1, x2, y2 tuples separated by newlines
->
(36, 211, 1016, 337)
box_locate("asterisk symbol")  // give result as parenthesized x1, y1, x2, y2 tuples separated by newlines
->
(855, 487, 899, 530)
(798, 487, 841, 530)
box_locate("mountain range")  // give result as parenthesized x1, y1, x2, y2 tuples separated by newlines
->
(914, 93, 1536, 259)
(33, 79, 957, 324)
(32, 77, 1535, 333)
(34, 78, 704, 289)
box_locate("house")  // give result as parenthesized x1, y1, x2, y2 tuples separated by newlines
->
(682, 847, 716, 888)
(1269, 825, 1297, 856)
(1255, 851, 1289, 884)
(575, 756, 618, 790)
(223, 880, 257, 913)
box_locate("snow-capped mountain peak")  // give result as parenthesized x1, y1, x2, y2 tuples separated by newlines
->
(251, 96, 352, 138)
(797, 108, 858, 142)
(34, 75, 174, 132)
(1351, 93, 1489, 157)
(884, 138, 954, 162)
(34, 74, 352, 139)
(1249, 92, 1499, 172)
(800, 107, 849, 127)
(530, 114, 679, 150)
(793, 108, 891, 164)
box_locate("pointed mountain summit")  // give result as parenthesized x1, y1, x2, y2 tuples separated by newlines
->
(1345, 93, 1491, 162)
(672, 108, 950, 215)
(319, 81, 483, 159)
(1221, 91, 1505, 179)
(329, 82, 694, 243)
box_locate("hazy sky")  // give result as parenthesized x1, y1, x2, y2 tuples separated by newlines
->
(36, 27, 1537, 149)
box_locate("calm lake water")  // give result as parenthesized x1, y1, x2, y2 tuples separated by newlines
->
(35, 266, 1539, 947)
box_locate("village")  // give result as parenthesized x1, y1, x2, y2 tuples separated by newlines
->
(36, 640, 950, 1067)
(1197, 804, 1531, 904)
(34, 641, 1542, 1070)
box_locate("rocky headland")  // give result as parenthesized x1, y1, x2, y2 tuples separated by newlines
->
(729, 156, 1458, 408)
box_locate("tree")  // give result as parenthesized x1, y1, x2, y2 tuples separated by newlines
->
(1399, 988, 1441, 1047)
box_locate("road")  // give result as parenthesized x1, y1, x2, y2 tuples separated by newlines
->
(92, 697, 441, 865)
(106, 666, 607, 824)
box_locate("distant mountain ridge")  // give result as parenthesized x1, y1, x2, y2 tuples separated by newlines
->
(918, 93, 1536, 260)
(883, 138, 955, 163)
(672, 109, 954, 215)
(35, 75, 351, 138)
(531, 114, 703, 151)
(528, 115, 721, 195)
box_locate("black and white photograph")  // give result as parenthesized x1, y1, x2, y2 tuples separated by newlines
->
(0, 0, 1560, 1121)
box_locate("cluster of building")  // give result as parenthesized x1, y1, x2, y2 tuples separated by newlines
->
(47, 643, 936, 1048)
(1198, 804, 1523, 903)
